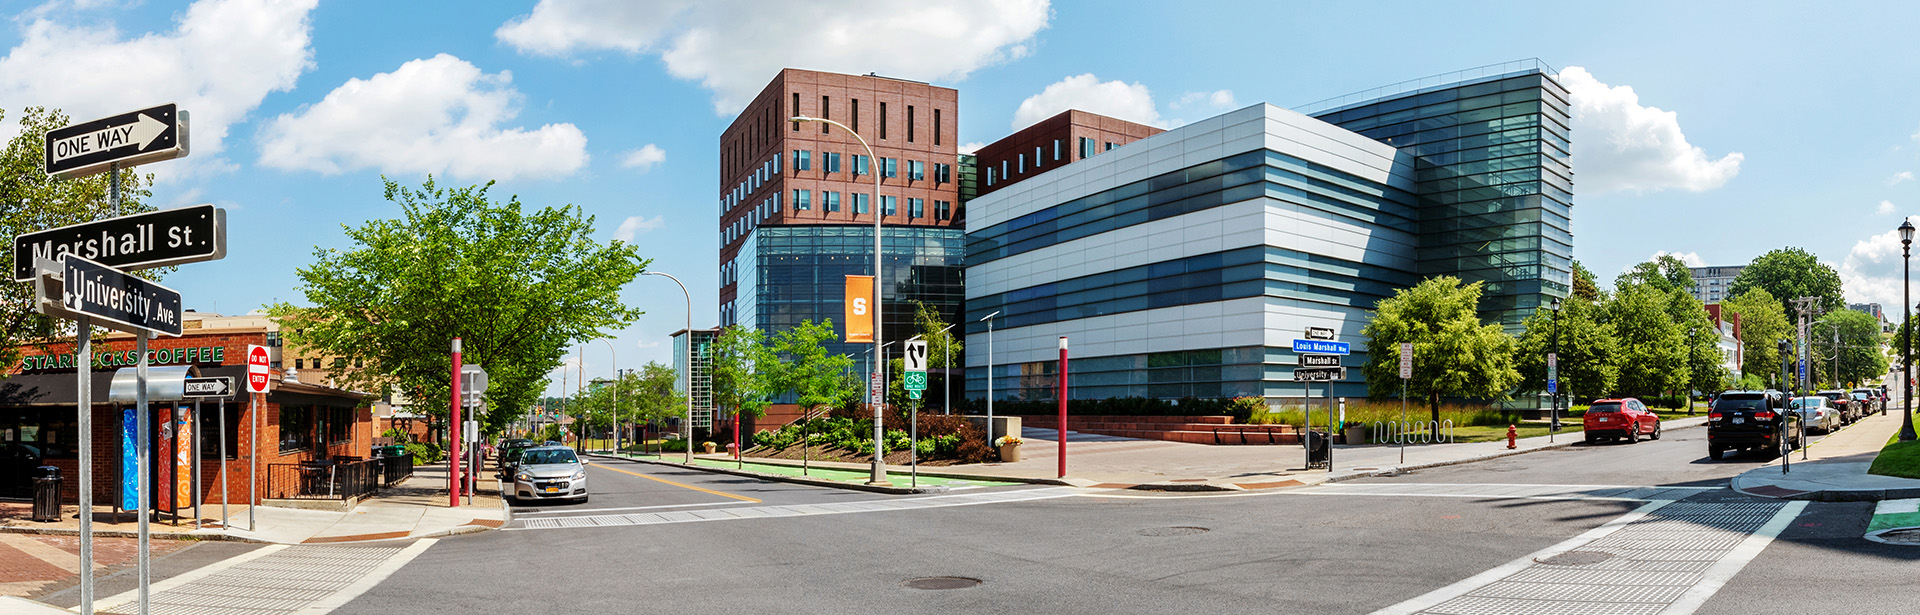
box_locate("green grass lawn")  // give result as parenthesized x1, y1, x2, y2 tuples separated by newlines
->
(1870, 438, 1920, 480)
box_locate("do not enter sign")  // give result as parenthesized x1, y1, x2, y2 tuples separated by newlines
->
(246, 344, 269, 394)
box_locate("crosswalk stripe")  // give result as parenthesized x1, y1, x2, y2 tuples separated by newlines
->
(507, 487, 1081, 531)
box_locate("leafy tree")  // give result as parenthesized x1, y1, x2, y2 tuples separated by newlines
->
(628, 361, 687, 427)
(1360, 276, 1520, 421)
(1606, 283, 1688, 397)
(1670, 289, 1729, 397)
(711, 326, 775, 434)
(1571, 260, 1601, 302)
(768, 320, 855, 417)
(0, 107, 156, 371)
(1722, 289, 1790, 381)
(1809, 310, 1887, 388)
(1614, 254, 1693, 294)
(1727, 247, 1844, 322)
(269, 177, 649, 434)
(915, 302, 963, 410)
(1515, 296, 1618, 401)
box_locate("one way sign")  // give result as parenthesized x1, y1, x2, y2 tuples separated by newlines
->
(44, 103, 189, 179)
(184, 377, 233, 398)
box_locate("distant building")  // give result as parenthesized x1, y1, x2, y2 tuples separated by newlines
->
(1849, 303, 1890, 332)
(1705, 304, 1743, 378)
(1688, 266, 1745, 304)
(671, 328, 718, 430)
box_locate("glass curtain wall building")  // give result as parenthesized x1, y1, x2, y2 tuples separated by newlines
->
(735, 226, 966, 369)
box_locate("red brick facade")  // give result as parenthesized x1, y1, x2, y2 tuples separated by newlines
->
(973, 109, 1164, 198)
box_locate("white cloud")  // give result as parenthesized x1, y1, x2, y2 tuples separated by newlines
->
(1171, 89, 1236, 111)
(1012, 73, 1162, 131)
(620, 144, 665, 172)
(497, 0, 1051, 115)
(0, 0, 318, 177)
(612, 215, 664, 242)
(257, 54, 588, 181)
(1840, 217, 1918, 312)
(1560, 66, 1742, 195)
(1892, 171, 1914, 185)
(635, 339, 662, 350)
(1880, 200, 1898, 215)
(958, 142, 985, 156)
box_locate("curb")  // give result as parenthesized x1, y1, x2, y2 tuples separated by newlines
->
(586, 453, 986, 495)
(0, 525, 269, 543)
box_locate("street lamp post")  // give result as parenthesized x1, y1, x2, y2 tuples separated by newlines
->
(1901, 220, 1916, 442)
(980, 311, 1001, 446)
(644, 271, 695, 461)
(792, 114, 889, 485)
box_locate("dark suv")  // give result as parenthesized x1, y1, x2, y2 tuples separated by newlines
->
(1707, 390, 1800, 459)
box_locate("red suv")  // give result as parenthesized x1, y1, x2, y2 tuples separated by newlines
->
(1583, 398, 1662, 444)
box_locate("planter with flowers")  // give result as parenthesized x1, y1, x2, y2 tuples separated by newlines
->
(994, 435, 1023, 462)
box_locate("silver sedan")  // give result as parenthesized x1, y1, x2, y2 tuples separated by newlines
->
(510, 446, 590, 504)
(1787, 396, 1840, 434)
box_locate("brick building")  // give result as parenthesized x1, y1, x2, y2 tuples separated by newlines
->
(972, 109, 1163, 198)
(0, 316, 372, 510)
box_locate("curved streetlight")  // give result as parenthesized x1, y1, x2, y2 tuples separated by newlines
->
(1901, 220, 1915, 442)
(644, 271, 696, 462)
(791, 114, 889, 486)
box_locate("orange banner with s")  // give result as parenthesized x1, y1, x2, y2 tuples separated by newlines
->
(845, 275, 873, 343)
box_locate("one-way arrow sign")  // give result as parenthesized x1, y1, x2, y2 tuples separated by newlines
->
(184, 377, 233, 398)
(44, 103, 189, 179)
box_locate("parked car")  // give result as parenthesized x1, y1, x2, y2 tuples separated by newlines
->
(1787, 396, 1841, 434)
(1851, 388, 1882, 416)
(1582, 398, 1661, 444)
(496, 438, 535, 472)
(1708, 390, 1801, 459)
(1816, 390, 1856, 423)
(509, 445, 590, 504)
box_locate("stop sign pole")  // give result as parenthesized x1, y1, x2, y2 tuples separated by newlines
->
(246, 345, 269, 531)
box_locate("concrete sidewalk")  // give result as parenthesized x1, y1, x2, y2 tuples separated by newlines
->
(636, 417, 1710, 493)
(1732, 407, 1920, 501)
(0, 462, 507, 545)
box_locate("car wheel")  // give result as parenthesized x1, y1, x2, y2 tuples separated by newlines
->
(1649, 421, 1661, 440)
(1584, 433, 1597, 445)
(1626, 427, 1639, 444)
(1708, 444, 1724, 459)
(576, 495, 590, 504)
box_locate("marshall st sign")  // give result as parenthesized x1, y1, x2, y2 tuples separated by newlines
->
(44, 103, 189, 179)
(12, 204, 225, 282)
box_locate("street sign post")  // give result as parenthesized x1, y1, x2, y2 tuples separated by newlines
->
(1399, 343, 1413, 380)
(903, 340, 928, 393)
(1305, 326, 1336, 341)
(460, 364, 489, 404)
(1547, 353, 1558, 394)
(183, 377, 232, 398)
(245, 346, 270, 394)
(1398, 342, 1412, 463)
(34, 255, 182, 337)
(1299, 354, 1341, 367)
(14, 204, 226, 282)
(1292, 339, 1350, 355)
(44, 103, 189, 179)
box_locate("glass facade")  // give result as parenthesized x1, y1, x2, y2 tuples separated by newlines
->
(964, 346, 1364, 401)
(671, 329, 716, 429)
(1310, 69, 1573, 331)
(734, 225, 967, 368)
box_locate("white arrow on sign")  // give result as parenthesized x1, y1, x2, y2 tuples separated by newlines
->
(48, 112, 168, 164)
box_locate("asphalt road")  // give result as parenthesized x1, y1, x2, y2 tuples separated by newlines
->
(335, 424, 1920, 615)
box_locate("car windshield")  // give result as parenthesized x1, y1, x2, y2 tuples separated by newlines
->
(521, 449, 578, 465)
(1588, 402, 1623, 413)
(1852, 393, 1871, 399)
(1789, 397, 1823, 409)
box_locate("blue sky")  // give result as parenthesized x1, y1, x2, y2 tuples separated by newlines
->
(3, 1, 1918, 395)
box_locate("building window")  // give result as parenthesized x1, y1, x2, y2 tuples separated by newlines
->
(1034, 146, 1043, 169)
(1053, 139, 1062, 161)
(851, 99, 859, 133)
(794, 190, 811, 210)
(1079, 137, 1094, 159)
(825, 191, 841, 212)
(907, 106, 915, 142)
(792, 93, 801, 131)
(1105, 142, 1116, 151)
(908, 198, 924, 218)
(935, 163, 950, 184)
(909, 160, 925, 181)
(294, 358, 304, 369)
(279, 405, 313, 453)
(794, 150, 811, 171)
(821, 95, 830, 133)
(1018, 153, 1025, 174)
(934, 108, 943, 145)
(986, 167, 995, 186)
(935, 199, 951, 221)
(882, 195, 896, 216)
(772, 193, 782, 212)
(852, 154, 868, 176)
(880, 102, 888, 140)
(883, 157, 897, 178)
(1001, 160, 1009, 180)
(853, 193, 869, 214)
(825, 152, 841, 174)
(772, 152, 781, 174)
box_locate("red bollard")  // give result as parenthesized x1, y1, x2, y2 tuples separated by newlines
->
(1506, 424, 1518, 450)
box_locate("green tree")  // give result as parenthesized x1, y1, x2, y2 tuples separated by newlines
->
(769, 320, 855, 418)
(1809, 310, 1887, 388)
(915, 302, 962, 410)
(1670, 289, 1729, 399)
(711, 327, 775, 437)
(1728, 247, 1844, 322)
(1614, 254, 1693, 294)
(1515, 296, 1618, 401)
(0, 107, 156, 371)
(1571, 260, 1601, 302)
(1606, 283, 1688, 397)
(1722, 289, 1790, 381)
(1360, 276, 1520, 421)
(268, 177, 649, 433)
(628, 361, 687, 427)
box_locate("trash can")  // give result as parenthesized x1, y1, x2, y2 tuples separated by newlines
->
(377, 445, 407, 459)
(1344, 423, 1370, 445)
(1304, 431, 1329, 468)
(31, 465, 61, 522)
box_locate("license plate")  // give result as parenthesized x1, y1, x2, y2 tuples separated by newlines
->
(1733, 418, 1744, 424)
(1598, 418, 1610, 422)
(544, 487, 559, 493)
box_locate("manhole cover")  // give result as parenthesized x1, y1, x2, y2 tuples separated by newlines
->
(1138, 526, 1210, 537)
(1536, 551, 1613, 566)
(903, 577, 982, 590)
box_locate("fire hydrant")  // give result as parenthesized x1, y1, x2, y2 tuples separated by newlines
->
(1506, 424, 1518, 450)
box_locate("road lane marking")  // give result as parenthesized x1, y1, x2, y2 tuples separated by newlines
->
(516, 501, 764, 516)
(508, 486, 1079, 531)
(589, 463, 762, 503)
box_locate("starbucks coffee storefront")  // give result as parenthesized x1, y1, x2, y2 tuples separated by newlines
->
(0, 321, 373, 510)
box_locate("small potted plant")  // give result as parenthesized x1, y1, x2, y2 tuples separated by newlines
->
(994, 435, 1023, 462)
(702, 441, 717, 454)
